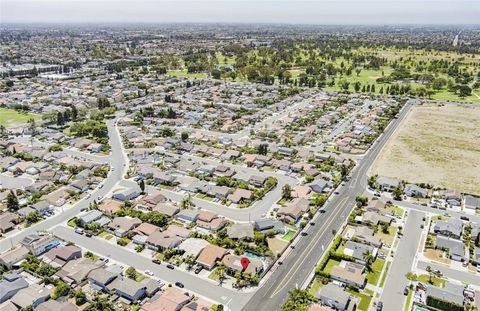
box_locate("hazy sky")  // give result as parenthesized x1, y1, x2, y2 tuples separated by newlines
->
(1, 0, 479, 24)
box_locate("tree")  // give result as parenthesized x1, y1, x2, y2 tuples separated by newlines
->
(393, 186, 404, 200)
(7, 191, 19, 211)
(75, 289, 87, 305)
(282, 184, 292, 201)
(181, 132, 189, 142)
(216, 263, 227, 285)
(458, 84, 472, 98)
(26, 211, 40, 224)
(180, 193, 192, 209)
(138, 179, 145, 194)
(339, 79, 350, 92)
(53, 282, 71, 299)
(56, 111, 64, 126)
(353, 81, 361, 93)
(426, 265, 433, 284)
(362, 251, 374, 272)
(126, 266, 137, 280)
(281, 289, 315, 311)
(355, 195, 368, 207)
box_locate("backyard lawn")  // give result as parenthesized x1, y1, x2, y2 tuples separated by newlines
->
(308, 277, 324, 295)
(324, 259, 341, 273)
(367, 259, 385, 285)
(281, 229, 296, 241)
(347, 289, 372, 311)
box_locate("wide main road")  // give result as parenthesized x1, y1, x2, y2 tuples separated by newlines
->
(0, 118, 127, 253)
(242, 100, 415, 311)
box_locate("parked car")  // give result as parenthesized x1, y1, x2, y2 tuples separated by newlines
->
(194, 266, 203, 274)
(75, 228, 84, 235)
(477, 265, 480, 273)
(433, 269, 442, 276)
(461, 216, 470, 221)
(85, 232, 92, 237)
(404, 287, 409, 295)
(310, 222, 315, 226)
(152, 259, 161, 265)
(175, 282, 184, 288)
(145, 270, 154, 276)
(300, 232, 308, 236)
(167, 264, 175, 270)
(376, 301, 383, 311)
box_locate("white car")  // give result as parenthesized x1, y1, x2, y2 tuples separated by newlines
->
(145, 270, 154, 276)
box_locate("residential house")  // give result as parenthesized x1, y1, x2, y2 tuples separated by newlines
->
(343, 241, 378, 263)
(375, 176, 400, 192)
(177, 238, 209, 260)
(227, 223, 254, 240)
(308, 179, 330, 194)
(43, 245, 82, 268)
(107, 277, 147, 302)
(222, 254, 263, 275)
(175, 210, 199, 224)
(464, 195, 480, 211)
(196, 244, 229, 270)
(97, 199, 123, 215)
(20, 234, 59, 256)
(330, 261, 367, 289)
(108, 217, 142, 237)
(112, 188, 141, 202)
(141, 287, 191, 311)
(146, 225, 191, 251)
(0, 246, 29, 269)
(316, 283, 354, 311)
(228, 189, 253, 204)
(405, 184, 428, 198)
(55, 257, 105, 285)
(10, 284, 51, 309)
(426, 283, 465, 309)
(196, 211, 226, 232)
(435, 236, 466, 262)
(254, 219, 285, 234)
(0, 274, 29, 304)
(433, 218, 463, 239)
(277, 197, 310, 223)
(36, 300, 79, 311)
(88, 268, 119, 292)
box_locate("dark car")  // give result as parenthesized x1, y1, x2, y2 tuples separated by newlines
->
(320, 209, 326, 214)
(194, 266, 203, 274)
(300, 232, 308, 236)
(386, 200, 392, 204)
(310, 222, 315, 226)
(152, 259, 161, 265)
(461, 216, 470, 221)
(167, 264, 175, 270)
(376, 301, 383, 311)
(404, 287, 409, 295)
(85, 232, 92, 237)
(175, 282, 184, 288)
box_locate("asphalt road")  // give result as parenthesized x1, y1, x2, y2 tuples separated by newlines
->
(242, 100, 415, 311)
(380, 209, 425, 311)
(0, 118, 126, 253)
(417, 261, 480, 287)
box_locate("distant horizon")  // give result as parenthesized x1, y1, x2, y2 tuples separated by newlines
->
(2, 0, 479, 25)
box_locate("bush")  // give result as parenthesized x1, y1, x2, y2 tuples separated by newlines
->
(117, 238, 129, 246)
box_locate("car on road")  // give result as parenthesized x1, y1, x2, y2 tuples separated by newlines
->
(194, 266, 203, 274)
(99, 184, 104, 188)
(309, 222, 315, 226)
(85, 232, 92, 237)
(167, 264, 175, 270)
(290, 245, 295, 249)
(376, 301, 383, 311)
(175, 282, 184, 288)
(433, 269, 442, 276)
(420, 224, 424, 229)
(86, 194, 91, 199)
(461, 216, 470, 221)
(334, 191, 339, 195)
(319, 209, 326, 214)
(145, 270, 154, 276)
(386, 200, 392, 204)
(75, 228, 84, 235)
(374, 191, 381, 197)
(152, 259, 161, 265)
(300, 232, 308, 236)
(404, 287, 409, 295)
(477, 265, 480, 273)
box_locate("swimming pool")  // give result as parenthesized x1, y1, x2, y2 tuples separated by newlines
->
(245, 252, 263, 260)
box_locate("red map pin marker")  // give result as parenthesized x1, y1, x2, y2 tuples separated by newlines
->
(241, 257, 250, 270)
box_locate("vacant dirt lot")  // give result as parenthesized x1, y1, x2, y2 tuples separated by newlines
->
(371, 103, 480, 195)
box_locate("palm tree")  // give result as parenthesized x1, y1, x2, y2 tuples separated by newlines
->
(426, 265, 433, 284)
(216, 263, 227, 286)
(362, 251, 374, 273)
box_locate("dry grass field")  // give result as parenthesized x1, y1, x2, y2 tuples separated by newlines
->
(371, 103, 480, 195)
